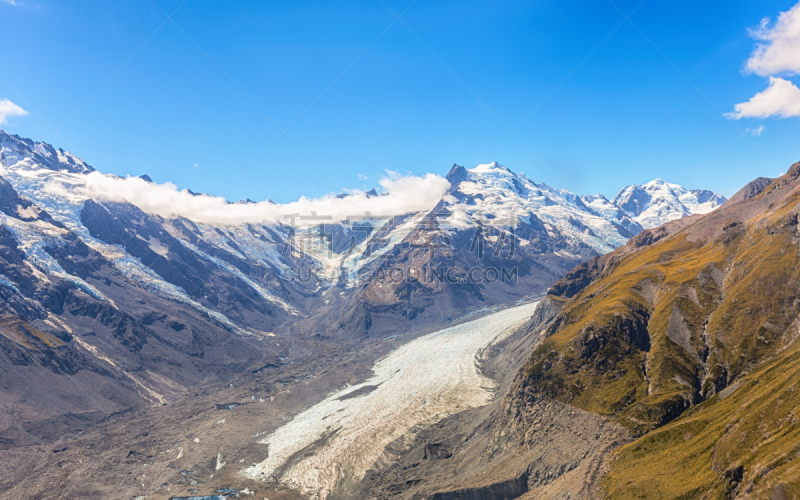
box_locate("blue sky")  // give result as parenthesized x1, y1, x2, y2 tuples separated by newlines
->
(1, 0, 799, 202)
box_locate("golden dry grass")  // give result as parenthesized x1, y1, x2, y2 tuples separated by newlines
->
(524, 177, 800, 497)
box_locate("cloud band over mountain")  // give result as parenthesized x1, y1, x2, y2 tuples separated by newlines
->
(40, 170, 451, 226)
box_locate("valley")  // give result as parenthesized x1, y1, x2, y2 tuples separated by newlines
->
(7, 2, 799, 497)
(0, 302, 539, 500)
(244, 301, 539, 499)
(3, 129, 773, 500)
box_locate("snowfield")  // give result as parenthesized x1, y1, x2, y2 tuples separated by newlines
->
(243, 301, 539, 498)
(611, 178, 726, 229)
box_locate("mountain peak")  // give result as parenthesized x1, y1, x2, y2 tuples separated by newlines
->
(727, 176, 775, 205)
(0, 129, 94, 174)
(445, 164, 469, 185)
(612, 178, 726, 229)
(470, 161, 514, 175)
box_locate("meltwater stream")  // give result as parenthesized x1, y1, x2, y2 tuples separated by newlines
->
(243, 301, 539, 499)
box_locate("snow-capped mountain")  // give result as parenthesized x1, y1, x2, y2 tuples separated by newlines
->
(0, 130, 93, 174)
(438, 162, 726, 251)
(610, 178, 726, 229)
(0, 130, 726, 448)
(442, 162, 637, 254)
(0, 131, 726, 312)
(334, 161, 726, 334)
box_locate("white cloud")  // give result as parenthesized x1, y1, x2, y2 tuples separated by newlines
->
(42, 171, 450, 226)
(726, 77, 800, 119)
(747, 124, 765, 136)
(357, 173, 368, 180)
(746, 2, 800, 76)
(1, 0, 17, 5)
(0, 98, 27, 124)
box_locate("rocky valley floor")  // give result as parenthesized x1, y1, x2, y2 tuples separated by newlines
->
(0, 300, 622, 500)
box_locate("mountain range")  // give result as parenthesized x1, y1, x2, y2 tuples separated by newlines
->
(0, 130, 730, 498)
(358, 165, 800, 499)
(0, 130, 727, 345)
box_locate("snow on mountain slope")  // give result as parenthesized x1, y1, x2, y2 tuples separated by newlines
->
(443, 162, 644, 254)
(0, 130, 725, 307)
(580, 193, 644, 236)
(0, 158, 260, 334)
(611, 178, 726, 229)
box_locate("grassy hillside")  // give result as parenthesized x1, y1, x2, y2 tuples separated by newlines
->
(603, 335, 800, 498)
(520, 163, 800, 497)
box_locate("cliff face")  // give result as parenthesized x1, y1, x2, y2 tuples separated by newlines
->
(513, 162, 800, 497)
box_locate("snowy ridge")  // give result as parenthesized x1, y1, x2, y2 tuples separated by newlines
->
(611, 178, 726, 229)
(0, 209, 116, 307)
(444, 163, 628, 254)
(0, 131, 93, 174)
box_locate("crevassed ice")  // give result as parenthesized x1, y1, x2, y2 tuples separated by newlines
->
(0, 210, 116, 306)
(0, 165, 249, 333)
